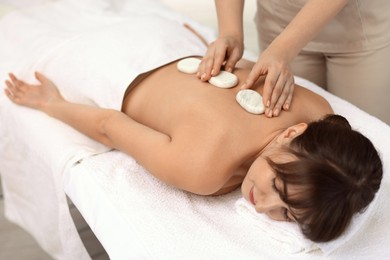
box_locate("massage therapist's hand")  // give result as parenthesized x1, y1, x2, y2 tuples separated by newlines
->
(242, 47, 295, 118)
(4, 72, 64, 110)
(198, 36, 244, 81)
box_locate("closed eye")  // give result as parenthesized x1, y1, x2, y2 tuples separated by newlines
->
(272, 178, 294, 222)
(271, 177, 279, 193)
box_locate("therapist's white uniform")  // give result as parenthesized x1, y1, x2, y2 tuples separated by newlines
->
(256, 0, 390, 125)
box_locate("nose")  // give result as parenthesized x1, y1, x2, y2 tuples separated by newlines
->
(254, 191, 283, 214)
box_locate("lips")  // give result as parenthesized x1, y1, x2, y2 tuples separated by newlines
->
(249, 187, 255, 205)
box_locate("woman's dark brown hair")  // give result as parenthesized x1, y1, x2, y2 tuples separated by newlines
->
(268, 114, 383, 242)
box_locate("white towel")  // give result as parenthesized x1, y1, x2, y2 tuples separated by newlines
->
(235, 193, 381, 256)
(235, 198, 318, 254)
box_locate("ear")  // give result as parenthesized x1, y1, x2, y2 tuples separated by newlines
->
(276, 123, 308, 144)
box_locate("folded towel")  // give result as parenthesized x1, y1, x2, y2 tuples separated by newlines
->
(235, 192, 381, 256)
(235, 198, 318, 254)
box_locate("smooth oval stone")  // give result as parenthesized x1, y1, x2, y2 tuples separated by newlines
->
(209, 71, 238, 88)
(236, 89, 265, 114)
(177, 57, 201, 74)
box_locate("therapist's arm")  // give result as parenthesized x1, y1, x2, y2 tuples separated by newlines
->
(244, 0, 349, 117)
(262, 0, 348, 64)
(198, 0, 244, 81)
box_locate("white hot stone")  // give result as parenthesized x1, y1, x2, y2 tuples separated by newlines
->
(209, 71, 238, 88)
(236, 89, 265, 114)
(177, 57, 201, 74)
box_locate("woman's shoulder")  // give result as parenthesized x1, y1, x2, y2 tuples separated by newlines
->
(292, 84, 333, 120)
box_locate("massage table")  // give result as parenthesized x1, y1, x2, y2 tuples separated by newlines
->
(1, 0, 389, 259)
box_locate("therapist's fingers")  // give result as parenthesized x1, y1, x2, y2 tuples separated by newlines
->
(224, 47, 242, 73)
(271, 78, 291, 117)
(261, 69, 278, 117)
(211, 44, 228, 76)
(198, 36, 243, 82)
(264, 68, 295, 117)
(199, 56, 214, 82)
(241, 62, 266, 90)
(198, 43, 215, 81)
(198, 40, 227, 81)
(283, 80, 294, 111)
(268, 75, 285, 117)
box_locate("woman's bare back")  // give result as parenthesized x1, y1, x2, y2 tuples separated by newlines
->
(121, 58, 333, 193)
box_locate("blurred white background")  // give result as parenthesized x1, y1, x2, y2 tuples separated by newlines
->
(161, 0, 259, 54)
(0, 0, 259, 54)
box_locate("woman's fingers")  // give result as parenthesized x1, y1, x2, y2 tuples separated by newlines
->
(5, 73, 37, 106)
(4, 72, 63, 110)
(7, 74, 25, 92)
(9, 73, 23, 88)
(5, 79, 14, 90)
(9, 73, 31, 90)
(5, 77, 24, 103)
(35, 71, 50, 85)
(9, 73, 17, 83)
(5, 80, 16, 96)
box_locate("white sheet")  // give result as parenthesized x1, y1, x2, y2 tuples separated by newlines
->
(1, 0, 389, 259)
(63, 76, 390, 259)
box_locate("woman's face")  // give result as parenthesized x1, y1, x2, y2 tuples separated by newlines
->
(241, 150, 296, 222)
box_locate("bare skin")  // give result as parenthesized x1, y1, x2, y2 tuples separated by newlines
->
(4, 59, 332, 196)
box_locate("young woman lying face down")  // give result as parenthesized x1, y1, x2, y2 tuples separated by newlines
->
(4, 59, 382, 243)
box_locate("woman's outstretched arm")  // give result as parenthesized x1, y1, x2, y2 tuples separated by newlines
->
(4, 72, 224, 195)
(5, 72, 124, 146)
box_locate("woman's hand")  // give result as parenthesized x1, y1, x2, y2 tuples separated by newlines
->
(241, 47, 295, 118)
(197, 36, 244, 81)
(4, 72, 64, 110)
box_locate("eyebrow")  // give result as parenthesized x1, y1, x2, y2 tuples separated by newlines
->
(268, 159, 287, 197)
(272, 177, 297, 222)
